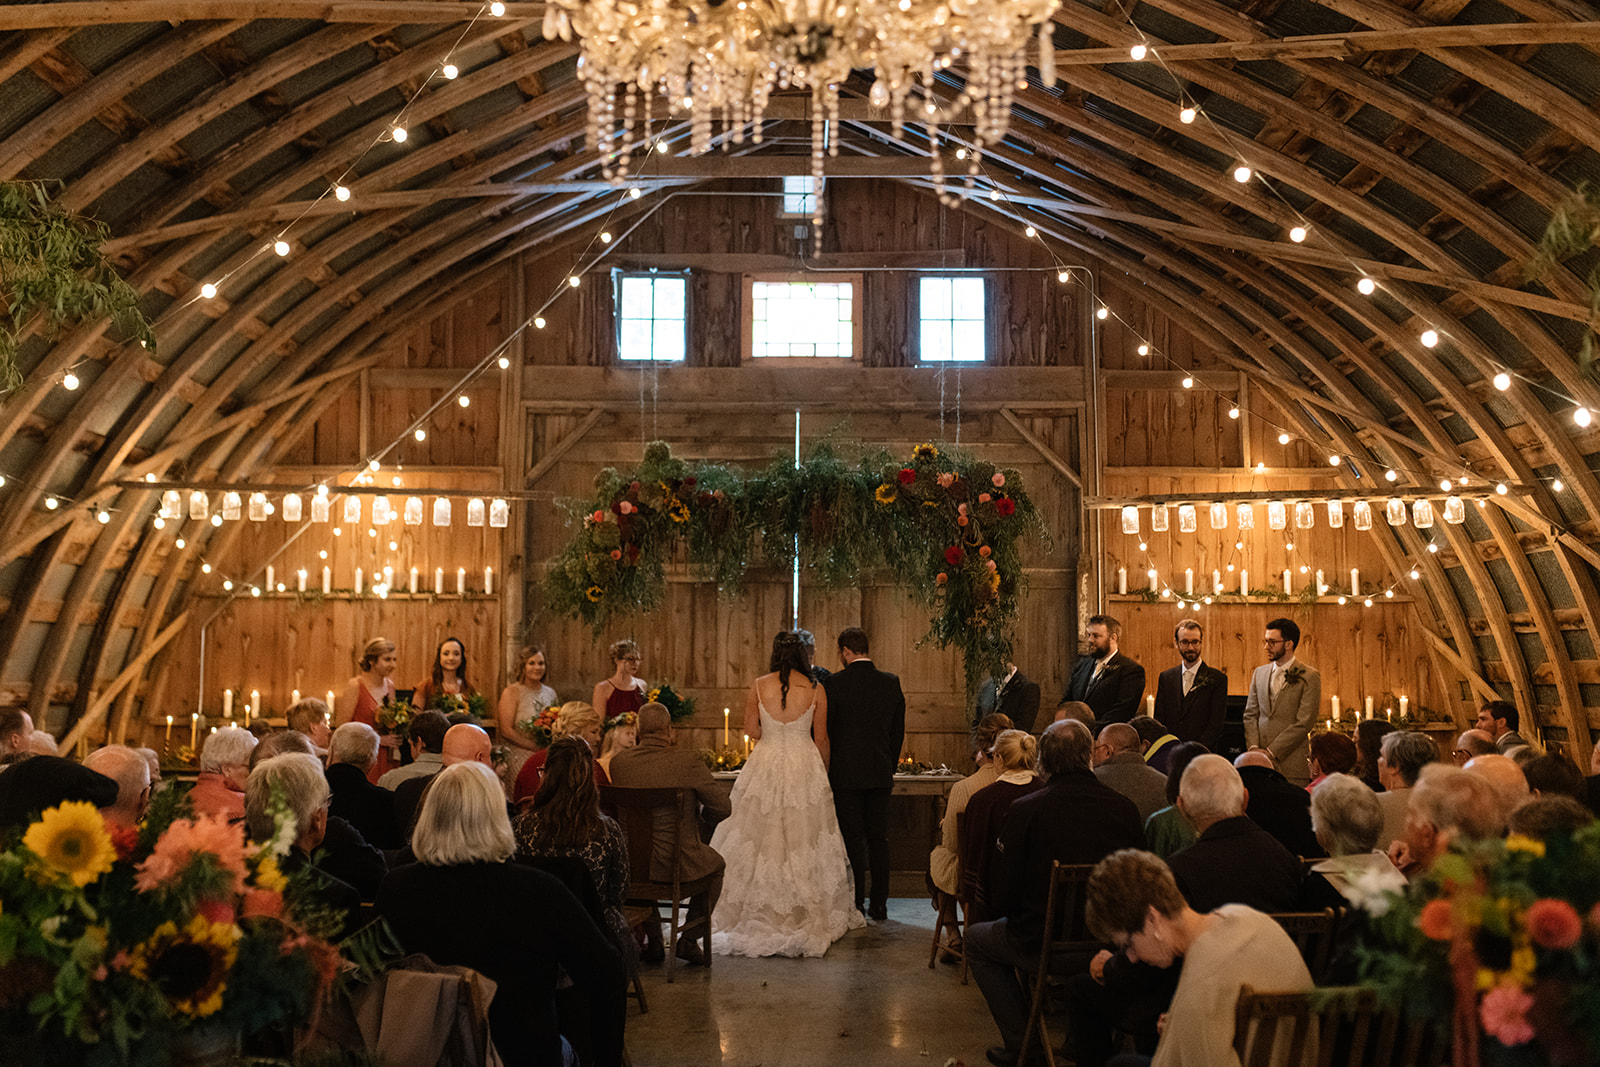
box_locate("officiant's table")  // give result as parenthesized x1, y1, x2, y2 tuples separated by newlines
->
(711, 772, 964, 895)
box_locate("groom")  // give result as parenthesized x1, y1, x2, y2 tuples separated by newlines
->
(823, 627, 906, 921)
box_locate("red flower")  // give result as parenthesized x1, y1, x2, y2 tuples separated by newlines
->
(109, 823, 140, 861)
(610, 549, 622, 560)
(898, 468, 916, 485)
(944, 546, 963, 566)
(241, 889, 283, 920)
(1418, 899, 1453, 941)
(1526, 899, 1583, 950)
(995, 497, 1016, 516)
(197, 898, 235, 925)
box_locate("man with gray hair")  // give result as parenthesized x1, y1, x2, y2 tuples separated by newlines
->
(188, 725, 257, 821)
(1375, 731, 1440, 851)
(1168, 754, 1302, 912)
(246, 753, 361, 933)
(965, 719, 1144, 1066)
(83, 744, 151, 831)
(1389, 763, 1506, 879)
(1092, 722, 1168, 823)
(326, 722, 401, 850)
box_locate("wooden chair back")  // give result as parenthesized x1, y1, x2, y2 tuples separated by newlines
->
(1234, 985, 1449, 1067)
(1016, 862, 1101, 1066)
(1266, 908, 1340, 984)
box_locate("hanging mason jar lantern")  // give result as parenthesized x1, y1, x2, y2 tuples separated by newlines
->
(372, 497, 392, 526)
(1151, 505, 1170, 532)
(160, 491, 181, 520)
(1352, 501, 1373, 529)
(222, 492, 242, 521)
(433, 498, 452, 527)
(1209, 502, 1228, 530)
(343, 495, 361, 524)
(248, 493, 268, 521)
(404, 497, 424, 525)
(1443, 496, 1466, 524)
(188, 491, 208, 521)
(1121, 506, 1140, 534)
(310, 494, 330, 523)
(1236, 503, 1256, 529)
(1327, 499, 1344, 528)
(1385, 498, 1407, 526)
(1412, 499, 1434, 528)
(1177, 504, 1197, 532)
(1294, 501, 1315, 529)
(282, 493, 302, 522)
(467, 498, 486, 527)
(1267, 501, 1287, 530)
(489, 498, 509, 528)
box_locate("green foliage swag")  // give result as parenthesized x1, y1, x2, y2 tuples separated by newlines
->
(0, 180, 155, 393)
(545, 440, 1049, 695)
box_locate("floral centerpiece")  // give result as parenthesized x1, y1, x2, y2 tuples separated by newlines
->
(645, 682, 696, 724)
(1357, 826, 1600, 1066)
(373, 697, 415, 745)
(702, 747, 747, 772)
(0, 786, 341, 1062)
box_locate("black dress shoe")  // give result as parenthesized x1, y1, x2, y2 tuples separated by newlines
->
(868, 904, 889, 921)
(985, 1047, 1020, 1067)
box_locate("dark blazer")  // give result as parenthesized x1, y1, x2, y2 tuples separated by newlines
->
(822, 658, 907, 792)
(312, 815, 386, 902)
(1166, 815, 1302, 913)
(327, 761, 403, 851)
(1236, 764, 1324, 859)
(975, 669, 1043, 733)
(1062, 650, 1146, 725)
(376, 860, 625, 1067)
(1153, 662, 1228, 750)
(992, 769, 1145, 949)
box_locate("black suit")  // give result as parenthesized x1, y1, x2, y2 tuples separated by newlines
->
(327, 761, 403, 851)
(1062, 650, 1146, 724)
(1166, 815, 1303, 912)
(1153, 662, 1228, 750)
(822, 657, 906, 915)
(1237, 764, 1324, 859)
(974, 669, 1043, 733)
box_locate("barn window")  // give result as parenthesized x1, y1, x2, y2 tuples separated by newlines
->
(919, 276, 986, 362)
(745, 275, 860, 359)
(615, 272, 687, 362)
(780, 175, 820, 217)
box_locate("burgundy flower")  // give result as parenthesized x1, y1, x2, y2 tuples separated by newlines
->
(996, 498, 1016, 516)
(898, 468, 916, 485)
(944, 546, 963, 566)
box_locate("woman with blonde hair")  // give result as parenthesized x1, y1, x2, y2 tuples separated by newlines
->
(337, 636, 399, 783)
(929, 712, 1013, 897)
(498, 645, 558, 783)
(591, 639, 648, 722)
(960, 729, 1042, 915)
(595, 712, 637, 778)
(514, 700, 606, 802)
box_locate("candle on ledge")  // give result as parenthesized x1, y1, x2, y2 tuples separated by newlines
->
(1185, 568, 1194, 595)
(1365, 696, 1374, 719)
(1331, 695, 1340, 720)
(434, 567, 444, 595)
(291, 689, 300, 705)
(1325, 718, 1331, 731)
(326, 690, 336, 714)
(456, 567, 466, 595)
(485, 566, 493, 595)
(1351, 568, 1360, 596)
(251, 691, 260, 719)
(1315, 569, 1325, 594)
(165, 715, 173, 745)
(266, 565, 274, 592)
(1147, 568, 1158, 593)
(222, 688, 233, 718)
(1212, 569, 1222, 595)
(409, 567, 419, 594)
(743, 733, 750, 756)
(1117, 567, 1127, 595)
(1399, 696, 1408, 718)
(322, 566, 331, 594)
(724, 707, 731, 747)
(1282, 569, 1292, 595)
(189, 713, 198, 749)
(355, 567, 363, 594)
(1145, 694, 1155, 716)
(297, 568, 308, 593)
(1240, 570, 1248, 596)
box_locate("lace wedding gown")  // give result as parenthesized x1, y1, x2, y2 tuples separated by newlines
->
(710, 699, 866, 957)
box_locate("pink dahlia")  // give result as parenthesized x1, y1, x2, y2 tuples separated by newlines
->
(1480, 983, 1535, 1046)
(135, 814, 249, 896)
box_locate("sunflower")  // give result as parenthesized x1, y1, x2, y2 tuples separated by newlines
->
(129, 915, 239, 1017)
(23, 801, 117, 888)
(874, 484, 897, 504)
(585, 585, 604, 602)
(253, 853, 287, 894)
(913, 443, 939, 461)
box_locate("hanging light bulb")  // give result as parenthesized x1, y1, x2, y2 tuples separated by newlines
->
(1328, 454, 1341, 466)
(1384, 469, 1398, 482)
(458, 394, 471, 407)
(1137, 344, 1149, 356)
(498, 356, 510, 369)
(534, 317, 547, 328)
(1179, 106, 1196, 124)
(414, 428, 427, 441)
(443, 62, 459, 79)
(1496, 482, 1508, 495)
(274, 240, 290, 256)
(1025, 226, 1037, 238)
(96, 509, 110, 524)
(1233, 164, 1251, 183)
(1574, 407, 1593, 428)
(200, 283, 217, 299)
(1096, 307, 1109, 320)
(568, 276, 581, 288)
(1181, 376, 1194, 389)
(1357, 277, 1376, 295)
(62, 372, 80, 390)
(1553, 478, 1565, 491)
(490, 1, 505, 15)
(1129, 43, 1147, 60)
(1493, 371, 1511, 391)
(629, 188, 642, 199)
(1057, 271, 1070, 284)
(1278, 432, 1291, 445)
(1410, 568, 1420, 580)
(1289, 226, 1307, 243)
(1420, 329, 1439, 348)
(176, 537, 186, 549)
(1228, 406, 1240, 419)
(222, 579, 233, 591)
(334, 185, 350, 201)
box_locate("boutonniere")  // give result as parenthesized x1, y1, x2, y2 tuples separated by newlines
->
(1187, 672, 1212, 693)
(1283, 665, 1306, 686)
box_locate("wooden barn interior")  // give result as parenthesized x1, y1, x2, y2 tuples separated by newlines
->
(3, 0, 1600, 776)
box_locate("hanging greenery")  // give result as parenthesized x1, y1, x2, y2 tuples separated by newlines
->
(1529, 181, 1600, 380)
(544, 440, 1050, 696)
(0, 180, 156, 393)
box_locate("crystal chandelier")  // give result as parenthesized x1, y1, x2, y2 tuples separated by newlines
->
(543, 0, 1060, 230)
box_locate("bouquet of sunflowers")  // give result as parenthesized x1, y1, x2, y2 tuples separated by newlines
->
(427, 691, 490, 721)
(0, 783, 342, 1062)
(645, 681, 696, 724)
(373, 697, 415, 744)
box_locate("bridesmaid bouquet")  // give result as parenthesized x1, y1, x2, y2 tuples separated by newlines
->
(429, 691, 490, 720)
(374, 697, 415, 743)
(523, 703, 561, 747)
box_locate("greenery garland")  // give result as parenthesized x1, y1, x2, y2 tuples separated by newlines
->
(544, 440, 1049, 696)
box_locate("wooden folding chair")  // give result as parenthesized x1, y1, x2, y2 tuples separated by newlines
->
(1016, 862, 1101, 1067)
(1267, 908, 1340, 984)
(1234, 985, 1449, 1067)
(601, 785, 716, 984)
(928, 811, 970, 983)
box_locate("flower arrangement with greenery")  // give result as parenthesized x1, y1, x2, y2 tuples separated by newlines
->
(645, 682, 696, 724)
(373, 698, 415, 745)
(1357, 827, 1600, 1066)
(426, 691, 489, 720)
(524, 703, 562, 748)
(603, 710, 637, 736)
(0, 783, 341, 1063)
(545, 440, 1047, 696)
(701, 748, 747, 772)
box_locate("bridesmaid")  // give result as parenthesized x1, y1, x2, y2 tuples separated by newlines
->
(414, 636, 476, 713)
(590, 639, 647, 723)
(498, 645, 558, 785)
(338, 637, 399, 783)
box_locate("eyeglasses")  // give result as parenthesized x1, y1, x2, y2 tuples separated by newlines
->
(1262, 638, 1286, 647)
(1176, 639, 1202, 647)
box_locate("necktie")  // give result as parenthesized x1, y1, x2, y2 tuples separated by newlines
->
(1270, 665, 1283, 698)
(1182, 669, 1193, 696)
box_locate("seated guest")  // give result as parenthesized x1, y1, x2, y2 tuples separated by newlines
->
(1052, 700, 1095, 731)
(249, 728, 316, 769)
(1463, 752, 1530, 815)
(1304, 773, 1405, 907)
(1507, 795, 1594, 840)
(606, 701, 729, 964)
(1169, 755, 1301, 912)
(187, 726, 256, 821)
(0, 709, 34, 759)
(1233, 751, 1322, 859)
(596, 712, 638, 779)
(286, 697, 333, 754)
(395, 723, 493, 839)
(0, 755, 116, 829)
(376, 709, 450, 790)
(249, 730, 385, 898)
(1452, 728, 1498, 764)
(966, 720, 1143, 1067)
(1523, 753, 1586, 802)
(1353, 718, 1395, 792)
(961, 730, 1042, 916)
(930, 712, 1012, 898)
(1305, 730, 1357, 791)
(514, 737, 637, 974)
(1128, 715, 1179, 775)
(27, 732, 59, 756)
(245, 753, 361, 935)
(1375, 731, 1441, 851)
(515, 701, 606, 802)
(378, 762, 625, 1067)
(1388, 764, 1505, 879)
(1094, 723, 1168, 823)
(1084, 849, 1313, 1067)
(1143, 742, 1208, 859)
(134, 748, 162, 795)
(82, 745, 151, 832)
(326, 723, 402, 850)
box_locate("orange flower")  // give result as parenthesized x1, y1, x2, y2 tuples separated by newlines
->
(1418, 898, 1453, 941)
(978, 545, 992, 558)
(935, 572, 948, 585)
(1526, 899, 1582, 950)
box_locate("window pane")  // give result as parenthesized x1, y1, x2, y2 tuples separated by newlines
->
(620, 319, 651, 359)
(918, 274, 985, 363)
(952, 319, 985, 361)
(617, 275, 687, 361)
(922, 277, 952, 318)
(922, 321, 952, 362)
(654, 320, 685, 362)
(655, 277, 686, 318)
(952, 278, 985, 319)
(620, 276, 654, 318)
(750, 280, 855, 357)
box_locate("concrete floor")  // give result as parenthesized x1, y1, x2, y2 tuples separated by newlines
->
(625, 898, 1002, 1067)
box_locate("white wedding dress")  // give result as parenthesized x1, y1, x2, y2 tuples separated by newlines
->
(710, 698, 866, 957)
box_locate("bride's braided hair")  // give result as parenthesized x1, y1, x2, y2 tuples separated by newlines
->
(768, 630, 812, 709)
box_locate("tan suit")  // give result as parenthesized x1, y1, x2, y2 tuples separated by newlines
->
(606, 736, 730, 883)
(1243, 658, 1321, 786)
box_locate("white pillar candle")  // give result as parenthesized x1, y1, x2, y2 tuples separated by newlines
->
(1315, 569, 1325, 594)
(222, 689, 233, 718)
(190, 713, 198, 748)
(355, 567, 363, 594)
(409, 567, 418, 594)
(322, 566, 331, 594)
(297, 568, 308, 593)
(435, 567, 444, 595)
(1365, 696, 1374, 719)
(1145, 694, 1155, 716)
(1117, 567, 1127, 595)
(383, 566, 392, 586)
(1331, 695, 1340, 720)
(1240, 570, 1248, 596)
(1325, 718, 1331, 731)
(485, 566, 493, 595)
(1185, 568, 1194, 594)
(457, 567, 466, 594)
(1283, 569, 1292, 595)
(1399, 696, 1408, 718)
(165, 715, 173, 744)
(251, 690, 259, 717)
(1213, 569, 1222, 594)
(326, 690, 336, 715)
(291, 689, 300, 705)
(724, 708, 731, 747)
(1148, 568, 1158, 592)
(265, 565, 274, 592)
(1351, 568, 1360, 595)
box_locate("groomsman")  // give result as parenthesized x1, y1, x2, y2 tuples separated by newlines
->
(1061, 614, 1145, 725)
(1243, 617, 1321, 786)
(823, 627, 906, 921)
(1153, 619, 1228, 750)
(974, 661, 1042, 733)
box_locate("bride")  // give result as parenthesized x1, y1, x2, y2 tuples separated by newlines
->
(711, 630, 866, 957)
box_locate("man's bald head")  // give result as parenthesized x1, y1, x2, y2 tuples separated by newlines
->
(83, 744, 151, 828)
(1234, 750, 1276, 771)
(1454, 729, 1497, 763)
(1099, 723, 1140, 755)
(636, 702, 672, 738)
(1463, 753, 1529, 813)
(440, 723, 491, 766)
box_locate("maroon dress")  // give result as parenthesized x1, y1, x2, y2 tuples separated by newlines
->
(602, 683, 646, 721)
